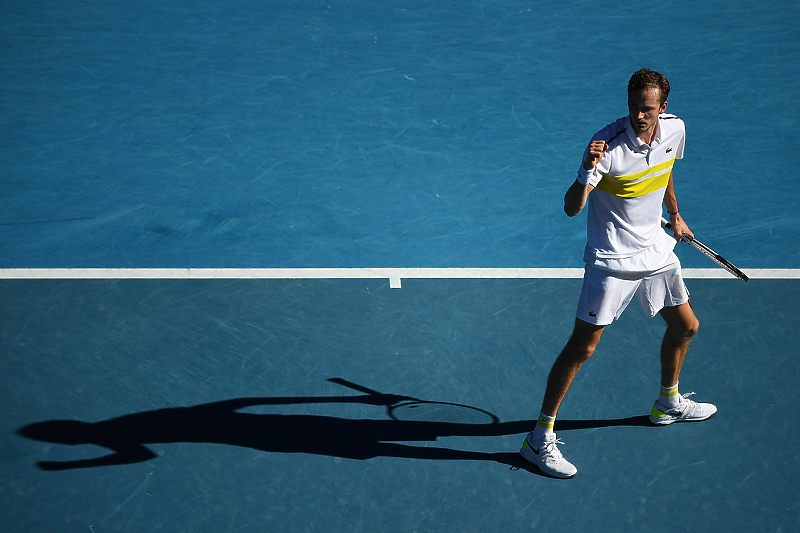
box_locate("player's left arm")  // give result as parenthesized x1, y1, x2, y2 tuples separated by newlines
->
(663, 170, 693, 241)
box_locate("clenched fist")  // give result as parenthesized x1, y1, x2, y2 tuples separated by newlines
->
(583, 140, 608, 170)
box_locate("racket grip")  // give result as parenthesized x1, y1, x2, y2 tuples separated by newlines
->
(660, 217, 690, 242)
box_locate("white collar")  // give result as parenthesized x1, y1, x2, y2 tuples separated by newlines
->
(624, 115, 662, 149)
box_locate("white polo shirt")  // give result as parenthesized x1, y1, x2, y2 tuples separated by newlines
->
(577, 114, 685, 272)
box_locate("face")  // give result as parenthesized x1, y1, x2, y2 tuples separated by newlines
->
(628, 87, 667, 142)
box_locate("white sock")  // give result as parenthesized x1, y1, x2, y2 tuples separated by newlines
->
(659, 383, 680, 409)
(530, 411, 556, 441)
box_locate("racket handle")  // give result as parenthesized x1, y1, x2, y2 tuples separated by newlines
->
(660, 217, 691, 242)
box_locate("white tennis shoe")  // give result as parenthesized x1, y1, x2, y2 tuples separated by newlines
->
(519, 432, 578, 479)
(649, 392, 717, 425)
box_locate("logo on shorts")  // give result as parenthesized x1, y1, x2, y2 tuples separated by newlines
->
(666, 147, 673, 153)
(589, 312, 598, 318)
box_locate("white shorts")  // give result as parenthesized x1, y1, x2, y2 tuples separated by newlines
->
(576, 255, 690, 326)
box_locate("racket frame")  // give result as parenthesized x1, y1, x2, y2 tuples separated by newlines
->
(660, 217, 748, 281)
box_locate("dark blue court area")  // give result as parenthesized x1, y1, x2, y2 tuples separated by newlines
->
(4, 278, 800, 532)
(2, 1, 800, 532)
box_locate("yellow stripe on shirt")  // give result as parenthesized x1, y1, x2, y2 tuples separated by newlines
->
(596, 157, 675, 198)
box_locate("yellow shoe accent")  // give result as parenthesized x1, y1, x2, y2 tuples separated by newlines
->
(650, 404, 666, 420)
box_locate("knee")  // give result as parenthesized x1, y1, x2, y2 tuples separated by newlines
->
(670, 316, 699, 342)
(689, 316, 700, 337)
(683, 315, 700, 338)
(564, 333, 600, 363)
(559, 319, 605, 364)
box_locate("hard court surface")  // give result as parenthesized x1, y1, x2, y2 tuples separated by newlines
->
(2, 1, 799, 532)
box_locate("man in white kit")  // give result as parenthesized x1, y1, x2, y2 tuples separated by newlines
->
(520, 68, 717, 478)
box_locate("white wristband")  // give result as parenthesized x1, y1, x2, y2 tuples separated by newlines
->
(577, 164, 601, 187)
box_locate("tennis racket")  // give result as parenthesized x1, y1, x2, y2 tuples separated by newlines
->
(661, 217, 748, 281)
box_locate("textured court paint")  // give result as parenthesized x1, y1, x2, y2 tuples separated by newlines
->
(2, 0, 799, 532)
(1, 1, 799, 270)
(4, 278, 800, 533)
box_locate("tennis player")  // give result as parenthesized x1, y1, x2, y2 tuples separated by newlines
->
(520, 68, 717, 478)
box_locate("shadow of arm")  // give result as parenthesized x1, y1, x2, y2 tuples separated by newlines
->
(37, 444, 158, 471)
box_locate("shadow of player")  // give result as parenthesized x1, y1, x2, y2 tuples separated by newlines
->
(16, 378, 651, 477)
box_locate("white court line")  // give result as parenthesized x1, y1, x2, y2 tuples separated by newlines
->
(0, 268, 797, 288)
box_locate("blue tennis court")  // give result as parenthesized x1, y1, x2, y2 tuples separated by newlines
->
(2, 1, 799, 532)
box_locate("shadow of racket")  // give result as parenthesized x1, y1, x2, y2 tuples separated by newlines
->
(328, 378, 499, 425)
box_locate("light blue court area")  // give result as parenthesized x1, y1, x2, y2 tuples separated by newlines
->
(2, 0, 800, 532)
(2, 0, 799, 269)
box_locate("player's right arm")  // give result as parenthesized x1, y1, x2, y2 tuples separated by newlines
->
(564, 140, 607, 217)
(563, 180, 593, 217)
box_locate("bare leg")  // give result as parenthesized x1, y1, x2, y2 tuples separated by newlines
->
(650, 301, 715, 425)
(540, 318, 605, 417)
(522, 318, 604, 478)
(658, 302, 699, 388)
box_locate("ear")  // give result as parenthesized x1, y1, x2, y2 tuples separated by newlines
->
(660, 101, 668, 114)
